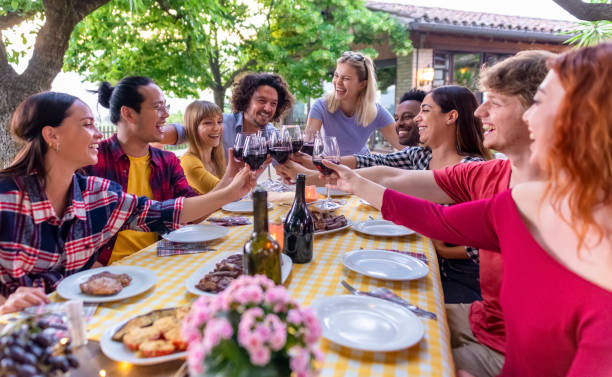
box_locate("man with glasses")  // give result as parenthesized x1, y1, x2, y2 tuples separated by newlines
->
(85, 76, 197, 265)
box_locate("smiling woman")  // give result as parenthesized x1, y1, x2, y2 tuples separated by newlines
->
(306, 51, 403, 155)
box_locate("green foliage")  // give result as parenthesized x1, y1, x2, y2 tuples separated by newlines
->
(0, 0, 45, 64)
(63, 0, 411, 106)
(562, 0, 612, 47)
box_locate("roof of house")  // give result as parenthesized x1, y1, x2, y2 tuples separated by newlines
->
(367, 2, 578, 41)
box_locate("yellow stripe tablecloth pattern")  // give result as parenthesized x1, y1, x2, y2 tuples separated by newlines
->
(87, 195, 454, 377)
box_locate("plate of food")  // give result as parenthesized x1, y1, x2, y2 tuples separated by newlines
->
(185, 253, 292, 296)
(222, 200, 274, 213)
(56, 266, 156, 303)
(161, 223, 229, 243)
(100, 306, 190, 365)
(315, 187, 349, 197)
(312, 212, 352, 236)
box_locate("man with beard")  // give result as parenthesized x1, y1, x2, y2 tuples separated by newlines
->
(222, 73, 295, 153)
(356, 50, 554, 377)
(395, 89, 426, 147)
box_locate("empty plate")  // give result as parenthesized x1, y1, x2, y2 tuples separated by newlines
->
(162, 223, 229, 243)
(342, 249, 429, 281)
(222, 200, 273, 213)
(315, 187, 349, 197)
(353, 219, 414, 237)
(311, 295, 424, 351)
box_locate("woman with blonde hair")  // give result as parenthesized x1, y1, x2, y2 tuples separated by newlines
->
(180, 100, 242, 194)
(306, 51, 402, 155)
(322, 43, 612, 376)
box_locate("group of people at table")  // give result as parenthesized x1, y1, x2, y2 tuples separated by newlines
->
(0, 42, 610, 377)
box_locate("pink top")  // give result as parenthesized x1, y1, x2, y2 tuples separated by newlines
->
(434, 159, 512, 353)
(382, 188, 612, 377)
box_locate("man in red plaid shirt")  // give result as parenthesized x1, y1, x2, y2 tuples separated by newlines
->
(83, 76, 198, 265)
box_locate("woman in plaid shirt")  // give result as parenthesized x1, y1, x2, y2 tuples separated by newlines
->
(0, 92, 257, 314)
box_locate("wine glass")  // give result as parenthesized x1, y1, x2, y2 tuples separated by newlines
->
(233, 132, 253, 163)
(301, 128, 317, 156)
(243, 135, 267, 171)
(269, 130, 292, 164)
(312, 135, 341, 210)
(282, 125, 303, 154)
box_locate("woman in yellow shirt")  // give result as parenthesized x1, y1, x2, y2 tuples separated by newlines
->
(181, 101, 237, 194)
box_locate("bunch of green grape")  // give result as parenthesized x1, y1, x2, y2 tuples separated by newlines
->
(0, 316, 79, 377)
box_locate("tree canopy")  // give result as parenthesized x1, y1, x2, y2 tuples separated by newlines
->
(63, 0, 411, 109)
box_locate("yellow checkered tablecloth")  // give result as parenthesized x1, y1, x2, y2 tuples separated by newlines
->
(87, 195, 454, 377)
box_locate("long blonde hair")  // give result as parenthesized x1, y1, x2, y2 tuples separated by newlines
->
(323, 51, 378, 127)
(184, 100, 226, 179)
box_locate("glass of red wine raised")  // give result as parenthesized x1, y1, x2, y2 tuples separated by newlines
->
(242, 135, 267, 197)
(281, 125, 304, 155)
(312, 135, 341, 211)
(269, 130, 292, 164)
(233, 132, 253, 163)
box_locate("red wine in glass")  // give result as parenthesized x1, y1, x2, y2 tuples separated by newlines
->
(312, 158, 339, 175)
(270, 146, 291, 164)
(234, 147, 244, 162)
(291, 140, 304, 153)
(300, 143, 314, 156)
(244, 152, 266, 171)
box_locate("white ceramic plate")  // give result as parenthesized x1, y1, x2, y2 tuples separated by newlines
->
(56, 266, 156, 303)
(222, 200, 274, 213)
(314, 219, 353, 236)
(353, 220, 415, 237)
(315, 187, 349, 197)
(185, 253, 292, 296)
(311, 295, 424, 351)
(100, 315, 187, 365)
(161, 223, 229, 243)
(309, 199, 347, 211)
(342, 249, 429, 281)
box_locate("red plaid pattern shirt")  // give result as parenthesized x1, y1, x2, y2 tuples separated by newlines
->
(83, 134, 197, 264)
(0, 173, 183, 297)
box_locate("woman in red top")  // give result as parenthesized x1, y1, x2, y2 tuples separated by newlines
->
(324, 43, 612, 377)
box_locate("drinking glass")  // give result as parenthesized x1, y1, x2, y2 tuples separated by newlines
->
(301, 128, 317, 156)
(312, 135, 341, 210)
(242, 135, 267, 171)
(233, 132, 253, 163)
(282, 125, 303, 154)
(269, 130, 292, 164)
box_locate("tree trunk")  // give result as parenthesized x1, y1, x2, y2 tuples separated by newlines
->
(213, 87, 226, 111)
(0, 0, 110, 168)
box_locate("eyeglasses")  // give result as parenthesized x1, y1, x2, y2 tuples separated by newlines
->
(341, 51, 368, 80)
(152, 103, 170, 115)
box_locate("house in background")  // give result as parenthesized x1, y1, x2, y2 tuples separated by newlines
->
(365, 2, 577, 108)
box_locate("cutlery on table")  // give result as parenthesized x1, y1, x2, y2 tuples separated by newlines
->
(341, 281, 437, 320)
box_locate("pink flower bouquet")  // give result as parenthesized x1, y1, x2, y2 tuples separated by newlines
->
(182, 275, 323, 377)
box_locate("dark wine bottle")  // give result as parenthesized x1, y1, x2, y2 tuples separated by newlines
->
(283, 174, 314, 263)
(243, 187, 282, 284)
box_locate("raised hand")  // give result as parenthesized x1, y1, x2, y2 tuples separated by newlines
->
(274, 160, 320, 185)
(321, 159, 385, 210)
(226, 148, 245, 178)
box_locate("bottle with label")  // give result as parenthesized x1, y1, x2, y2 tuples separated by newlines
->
(283, 174, 314, 263)
(243, 187, 282, 284)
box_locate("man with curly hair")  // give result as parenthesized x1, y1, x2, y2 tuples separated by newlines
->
(221, 72, 295, 153)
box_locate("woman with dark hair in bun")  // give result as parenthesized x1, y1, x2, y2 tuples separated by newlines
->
(84, 76, 248, 265)
(0, 92, 257, 314)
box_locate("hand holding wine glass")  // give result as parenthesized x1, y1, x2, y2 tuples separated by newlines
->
(312, 135, 341, 210)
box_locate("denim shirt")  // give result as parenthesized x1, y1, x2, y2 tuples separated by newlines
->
(222, 112, 277, 155)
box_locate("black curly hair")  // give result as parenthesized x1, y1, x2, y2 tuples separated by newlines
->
(230, 73, 295, 122)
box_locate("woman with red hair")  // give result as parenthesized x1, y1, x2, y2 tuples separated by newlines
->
(324, 43, 612, 376)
